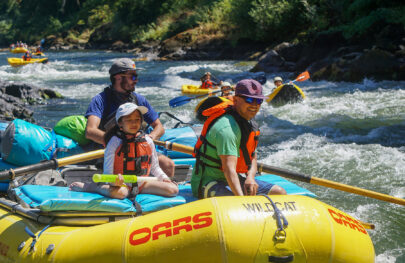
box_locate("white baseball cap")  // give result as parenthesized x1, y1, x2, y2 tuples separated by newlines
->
(221, 81, 231, 87)
(115, 102, 148, 123)
(274, 76, 283, 82)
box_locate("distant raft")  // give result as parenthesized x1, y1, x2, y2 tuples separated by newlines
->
(9, 47, 28, 53)
(182, 84, 219, 96)
(266, 83, 305, 106)
(7, 57, 48, 67)
(32, 52, 46, 56)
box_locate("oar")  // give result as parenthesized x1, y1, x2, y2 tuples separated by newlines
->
(169, 87, 231, 108)
(0, 149, 105, 181)
(153, 140, 405, 206)
(290, 71, 310, 84)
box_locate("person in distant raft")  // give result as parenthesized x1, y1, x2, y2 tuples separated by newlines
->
(22, 51, 31, 61)
(273, 76, 283, 88)
(70, 103, 178, 199)
(35, 45, 43, 54)
(85, 58, 175, 177)
(200, 72, 221, 89)
(191, 79, 286, 198)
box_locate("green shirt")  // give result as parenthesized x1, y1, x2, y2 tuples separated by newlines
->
(191, 114, 241, 197)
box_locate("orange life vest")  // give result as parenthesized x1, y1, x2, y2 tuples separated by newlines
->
(201, 80, 213, 89)
(193, 106, 260, 174)
(113, 132, 152, 176)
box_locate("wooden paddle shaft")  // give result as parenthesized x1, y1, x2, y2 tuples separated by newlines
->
(154, 140, 405, 206)
(57, 149, 105, 167)
(258, 163, 405, 206)
(154, 140, 194, 154)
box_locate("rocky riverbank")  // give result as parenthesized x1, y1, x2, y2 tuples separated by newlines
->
(34, 25, 405, 83)
(3, 26, 404, 83)
(0, 81, 63, 122)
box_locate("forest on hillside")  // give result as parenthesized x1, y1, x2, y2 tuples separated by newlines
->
(0, 0, 404, 48)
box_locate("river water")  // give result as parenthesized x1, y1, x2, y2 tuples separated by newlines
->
(1, 51, 404, 262)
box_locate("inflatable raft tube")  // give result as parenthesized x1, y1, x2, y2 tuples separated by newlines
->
(9, 47, 28, 53)
(0, 194, 374, 262)
(7, 57, 48, 67)
(182, 84, 219, 95)
(266, 84, 305, 106)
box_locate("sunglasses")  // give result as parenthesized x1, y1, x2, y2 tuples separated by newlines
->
(116, 73, 138, 81)
(238, 95, 264, 105)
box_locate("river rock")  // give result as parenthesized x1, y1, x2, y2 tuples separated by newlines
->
(250, 50, 285, 72)
(0, 81, 63, 122)
(311, 48, 405, 82)
(0, 95, 33, 122)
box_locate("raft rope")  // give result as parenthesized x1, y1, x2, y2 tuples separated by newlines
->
(260, 194, 288, 242)
(157, 112, 194, 128)
(25, 218, 55, 252)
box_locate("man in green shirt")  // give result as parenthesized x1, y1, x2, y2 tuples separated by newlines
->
(191, 79, 286, 198)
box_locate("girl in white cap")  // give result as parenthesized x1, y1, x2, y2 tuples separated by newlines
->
(70, 102, 178, 199)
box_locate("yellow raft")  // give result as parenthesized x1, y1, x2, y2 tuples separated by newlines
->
(266, 84, 305, 106)
(7, 57, 48, 67)
(9, 47, 28, 53)
(33, 52, 46, 56)
(0, 194, 374, 262)
(182, 84, 220, 95)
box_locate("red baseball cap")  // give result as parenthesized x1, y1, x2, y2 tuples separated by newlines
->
(235, 79, 266, 99)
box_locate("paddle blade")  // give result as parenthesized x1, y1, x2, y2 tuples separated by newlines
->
(169, 96, 192, 107)
(295, 71, 310, 82)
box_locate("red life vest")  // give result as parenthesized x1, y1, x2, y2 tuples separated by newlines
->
(193, 106, 260, 174)
(201, 80, 213, 89)
(113, 132, 152, 176)
(22, 53, 31, 61)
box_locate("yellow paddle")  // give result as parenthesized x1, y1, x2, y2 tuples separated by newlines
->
(153, 140, 405, 206)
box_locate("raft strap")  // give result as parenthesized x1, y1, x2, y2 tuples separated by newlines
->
(261, 195, 293, 262)
(156, 112, 194, 128)
(260, 195, 288, 241)
(128, 184, 142, 216)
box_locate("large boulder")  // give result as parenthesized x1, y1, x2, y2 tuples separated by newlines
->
(250, 50, 285, 72)
(0, 95, 34, 122)
(87, 23, 116, 49)
(0, 81, 63, 122)
(311, 48, 405, 82)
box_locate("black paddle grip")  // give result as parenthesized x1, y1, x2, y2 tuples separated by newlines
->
(0, 159, 58, 181)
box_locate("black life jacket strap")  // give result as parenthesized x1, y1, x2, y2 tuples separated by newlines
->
(101, 86, 139, 131)
(128, 183, 142, 216)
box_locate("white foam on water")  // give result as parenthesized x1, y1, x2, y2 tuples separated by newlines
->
(161, 75, 200, 89)
(163, 62, 245, 75)
(55, 83, 106, 99)
(259, 133, 405, 196)
(0, 61, 107, 82)
(260, 84, 405, 127)
(163, 64, 204, 74)
(375, 252, 401, 263)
